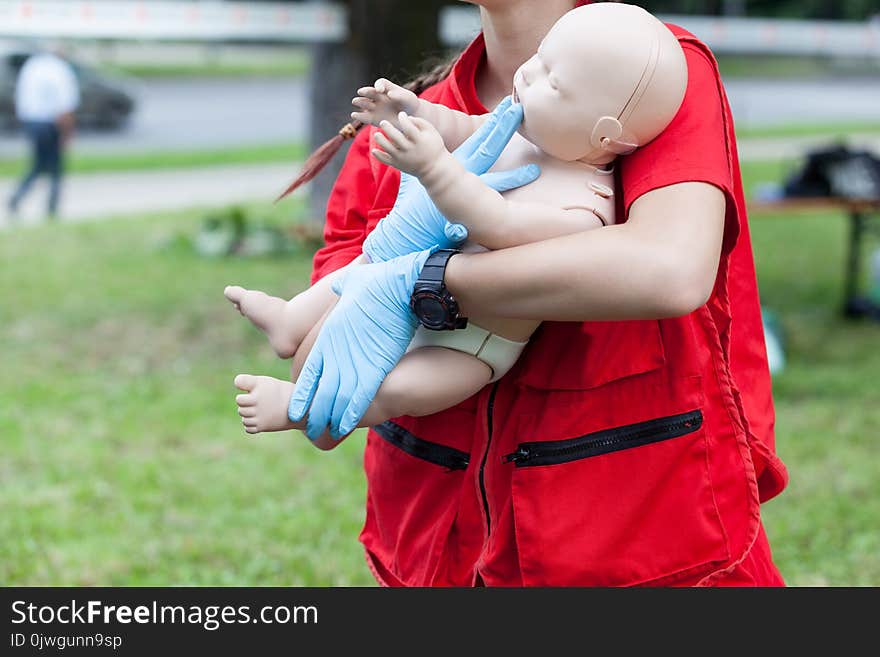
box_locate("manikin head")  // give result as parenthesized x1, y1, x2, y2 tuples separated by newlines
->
(511, 3, 688, 165)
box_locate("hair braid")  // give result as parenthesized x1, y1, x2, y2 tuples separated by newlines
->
(275, 57, 458, 202)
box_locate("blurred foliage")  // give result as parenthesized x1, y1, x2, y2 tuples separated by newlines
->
(638, 0, 880, 20)
(97, 51, 310, 79)
(0, 142, 306, 180)
(189, 206, 304, 258)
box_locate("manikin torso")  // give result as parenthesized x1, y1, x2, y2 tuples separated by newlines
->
(490, 132, 616, 228)
(453, 136, 616, 258)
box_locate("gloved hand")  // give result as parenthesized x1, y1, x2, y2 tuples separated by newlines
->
(288, 247, 436, 440)
(363, 95, 540, 262)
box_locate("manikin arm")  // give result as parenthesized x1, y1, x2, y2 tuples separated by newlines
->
(352, 78, 486, 152)
(372, 113, 603, 250)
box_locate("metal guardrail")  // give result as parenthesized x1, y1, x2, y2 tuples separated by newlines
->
(660, 14, 880, 58)
(0, 1, 346, 43)
(441, 6, 880, 58)
(1, 1, 879, 59)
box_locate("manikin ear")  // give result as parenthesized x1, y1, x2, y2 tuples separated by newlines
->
(590, 116, 638, 155)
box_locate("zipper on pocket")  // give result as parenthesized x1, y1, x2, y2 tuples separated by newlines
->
(479, 382, 500, 535)
(373, 421, 469, 471)
(504, 410, 703, 467)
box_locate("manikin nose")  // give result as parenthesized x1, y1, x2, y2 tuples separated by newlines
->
(520, 56, 540, 85)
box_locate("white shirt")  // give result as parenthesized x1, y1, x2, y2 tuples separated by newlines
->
(14, 53, 80, 123)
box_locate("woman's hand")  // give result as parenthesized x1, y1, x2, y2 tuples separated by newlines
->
(363, 96, 540, 262)
(287, 248, 436, 440)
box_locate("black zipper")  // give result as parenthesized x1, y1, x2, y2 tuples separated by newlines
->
(479, 382, 500, 534)
(373, 421, 469, 471)
(504, 410, 703, 467)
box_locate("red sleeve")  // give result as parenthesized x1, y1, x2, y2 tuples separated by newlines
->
(310, 128, 376, 284)
(619, 38, 738, 247)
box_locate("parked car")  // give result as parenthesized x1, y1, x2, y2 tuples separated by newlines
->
(0, 47, 136, 131)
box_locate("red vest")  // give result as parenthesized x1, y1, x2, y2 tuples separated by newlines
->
(312, 27, 788, 587)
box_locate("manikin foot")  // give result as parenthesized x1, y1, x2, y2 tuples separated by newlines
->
(224, 285, 300, 358)
(234, 374, 297, 434)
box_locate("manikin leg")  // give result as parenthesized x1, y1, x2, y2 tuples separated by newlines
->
(234, 324, 493, 450)
(224, 257, 362, 358)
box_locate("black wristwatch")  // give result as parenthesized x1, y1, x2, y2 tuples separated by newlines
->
(410, 249, 468, 330)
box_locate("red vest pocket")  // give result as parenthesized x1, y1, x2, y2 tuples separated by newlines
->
(360, 407, 476, 587)
(507, 409, 730, 586)
(515, 320, 666, 391)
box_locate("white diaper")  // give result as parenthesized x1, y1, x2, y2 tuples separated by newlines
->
(408, 323, 528, 382)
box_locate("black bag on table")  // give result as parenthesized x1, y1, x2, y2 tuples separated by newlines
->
(783, 144, 880, 201)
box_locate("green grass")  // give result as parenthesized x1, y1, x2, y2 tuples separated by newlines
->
(736, 121, 880, 140)
(0, 142, 306, 179)
(1, 160, 878, 585)
(98, 56, 310, 80)
(716, 53, 880, 80)
(749, 205, 880, 585)
(0, 201, 375, 586)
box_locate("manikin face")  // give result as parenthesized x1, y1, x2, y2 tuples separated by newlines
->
(511, 20, 602, 162)
(509, 3, 688, 164)
(512, 56, 598, 161)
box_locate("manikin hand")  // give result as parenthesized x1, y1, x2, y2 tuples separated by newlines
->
(362, 96, 539, 263)
(372, 112, 449, 178)
(287, 248, 436, 440)
(351, 78, 420, 127)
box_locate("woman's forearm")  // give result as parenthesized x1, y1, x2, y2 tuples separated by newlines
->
(444, 226, 687, 321)
(443, 182, 727, 322)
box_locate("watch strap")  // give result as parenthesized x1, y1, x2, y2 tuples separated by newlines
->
(418, 248, 460, 286)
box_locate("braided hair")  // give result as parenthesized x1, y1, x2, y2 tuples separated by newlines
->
(275, 57, 457, 201)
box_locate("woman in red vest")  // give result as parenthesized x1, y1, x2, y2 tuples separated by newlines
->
(287, 0, 789, 586)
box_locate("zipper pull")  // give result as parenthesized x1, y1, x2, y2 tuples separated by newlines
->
(503, 446, 531, 464)
(444, 455, 469, 473)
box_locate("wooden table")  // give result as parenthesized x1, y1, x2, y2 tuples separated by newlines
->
(747, 197, 880, 318)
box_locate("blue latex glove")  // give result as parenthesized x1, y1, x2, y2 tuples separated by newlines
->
(288, 247, 436, 440)
(363, 95, 540, 263)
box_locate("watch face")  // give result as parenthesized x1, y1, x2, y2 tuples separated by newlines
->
(414, 296, 447, 329)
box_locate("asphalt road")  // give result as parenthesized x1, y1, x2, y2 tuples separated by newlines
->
(0, 77, 309, 158)
(105, 77, 309, 152)
(0, 162, 300, 227)
(2, 75, 880, 160)
(723, 76, 880, 127)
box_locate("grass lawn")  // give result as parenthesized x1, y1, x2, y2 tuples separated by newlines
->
(736, 121, 880, 140)
(2, 161, 879, 586)
(0, 142, 307, 180)
(98, 58, 310, 80)
(716, 53, 880, 80)
(0, 201, 374, 586)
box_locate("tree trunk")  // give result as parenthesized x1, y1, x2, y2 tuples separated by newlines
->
(306, 0, 449, 228)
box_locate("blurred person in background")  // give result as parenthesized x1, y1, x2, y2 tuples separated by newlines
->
(6, 44, 80, 222)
